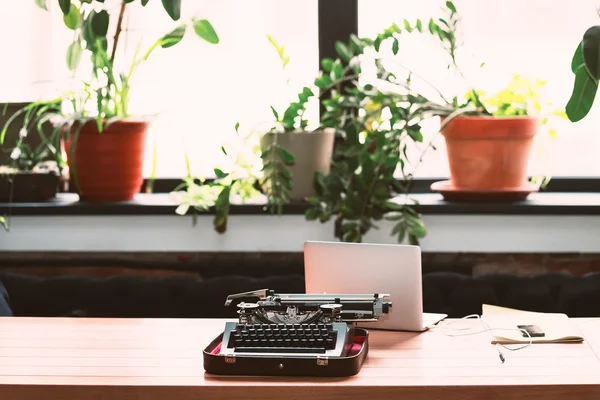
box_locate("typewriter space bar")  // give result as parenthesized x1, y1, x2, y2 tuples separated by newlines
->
(235, 347, 326, 354)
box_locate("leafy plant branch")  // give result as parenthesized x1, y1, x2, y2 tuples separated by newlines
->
(260, 35, 317, 213)
(172, 123, 261, 233)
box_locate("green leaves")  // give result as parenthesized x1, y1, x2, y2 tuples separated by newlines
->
(428, 18, 436, 35)
(161, 0, 181, 21)
(348, 34, 365, 54)
(66, 41, 82, 70)
(277, 147, 295, 164)
(567, 38, 600, 122)
(267, 34, 289, 68)
(213, 168, 228, 179)
(301, 19, 443, 245)
(160, 24, 186, 48)
(572, 40, 585, 73)
(332, 59, 344, 79)
(446, 1, 457, 14)
(194, 19, 219, 44)
(304, 207, 320, 221)
(386, 205, 427, 244)
(34, 0, 47, 10)
(582, 26, 600, 79)
(392, 38, 399, 55)
(272, 87, 314, 131)
(213, 185, 231, 233)
(58, 0, 70, 15)
(91, 10, 109, 36)
(62, 3, 79, 30)
(335, 41, 353, 62)
(321, 58, 334, 72)
(314, 73, 332, 89)
(78, 9, 109, 57)
(260, 134, 295, 214)
(566, 62, 598, 122)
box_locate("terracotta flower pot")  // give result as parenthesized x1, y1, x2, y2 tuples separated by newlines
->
(261, 129, 335, 201)
(441, 116, 538, 190)
(63, 119, 149, 202)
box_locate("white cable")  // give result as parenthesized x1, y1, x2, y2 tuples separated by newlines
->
(430, 313, 533, 363)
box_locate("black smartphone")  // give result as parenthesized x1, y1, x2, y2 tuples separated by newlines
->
(517, 324, 545, 338)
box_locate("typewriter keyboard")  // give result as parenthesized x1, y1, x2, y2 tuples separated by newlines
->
(220, 321, 350, 357)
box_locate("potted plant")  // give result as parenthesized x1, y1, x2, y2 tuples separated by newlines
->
(1, 0, 219, 202)
(303, 3, 467, 244)
(395, 2, 564, 200)
(259, 36, 335, 213)
(433, 75, 565, 201)
(0, 102, 63, 204)
(304, 0, 563, 244)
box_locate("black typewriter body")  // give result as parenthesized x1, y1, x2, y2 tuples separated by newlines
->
(203, 289, 391, 377)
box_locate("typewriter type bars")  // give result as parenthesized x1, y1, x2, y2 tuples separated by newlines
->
(219, 289, 392, 358)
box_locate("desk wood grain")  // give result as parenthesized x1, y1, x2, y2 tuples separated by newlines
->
(0, 317, 599, 400)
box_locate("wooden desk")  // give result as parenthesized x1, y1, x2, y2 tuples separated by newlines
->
(0, 317, 599, 399)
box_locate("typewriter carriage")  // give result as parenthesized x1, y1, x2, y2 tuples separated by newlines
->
(225, 289, 392, 326)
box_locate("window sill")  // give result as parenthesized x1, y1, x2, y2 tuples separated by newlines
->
(0, 192, 599, 254)
(2, 192, 600, 216)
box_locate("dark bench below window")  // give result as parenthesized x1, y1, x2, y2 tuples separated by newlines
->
(0, 271, 599, 319)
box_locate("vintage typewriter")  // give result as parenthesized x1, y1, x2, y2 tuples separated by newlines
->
(203, 289, 392, 377)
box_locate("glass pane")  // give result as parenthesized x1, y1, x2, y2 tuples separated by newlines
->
(359, 0, 600, 178)
(0, 4, 55, 102)
(121, 0, 319, 178)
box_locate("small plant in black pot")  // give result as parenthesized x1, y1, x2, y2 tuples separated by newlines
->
(0, 102, 63, 205)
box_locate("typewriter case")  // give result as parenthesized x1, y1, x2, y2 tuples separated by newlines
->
(203, 327, 369, 377)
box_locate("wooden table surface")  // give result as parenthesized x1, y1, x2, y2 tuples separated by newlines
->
(0, 317, 599, 400)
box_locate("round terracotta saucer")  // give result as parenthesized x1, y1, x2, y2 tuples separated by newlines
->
(430, 180, 539, 203)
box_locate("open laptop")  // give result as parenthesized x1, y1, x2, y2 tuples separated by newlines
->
(304, 241, 446, 332)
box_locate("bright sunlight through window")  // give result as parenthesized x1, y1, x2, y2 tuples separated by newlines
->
(2, 0, 600, 178)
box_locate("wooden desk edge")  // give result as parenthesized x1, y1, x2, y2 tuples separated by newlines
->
(3, 382, 600, 400)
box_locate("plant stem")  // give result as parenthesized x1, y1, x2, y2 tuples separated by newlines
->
(374, 57, 452, 105)
(110, 2, 127, 64)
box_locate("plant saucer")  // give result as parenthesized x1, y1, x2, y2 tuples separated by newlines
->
(430, 180, 539, 203)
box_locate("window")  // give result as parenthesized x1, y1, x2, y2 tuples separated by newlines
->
(359, 0, 600, 178)
(3, 0, 317, 178)
(128, 0, 320, 178)
(4, 1, 600, 181)
(48, 0, 319, 178)
(0, 3, 56, 103)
